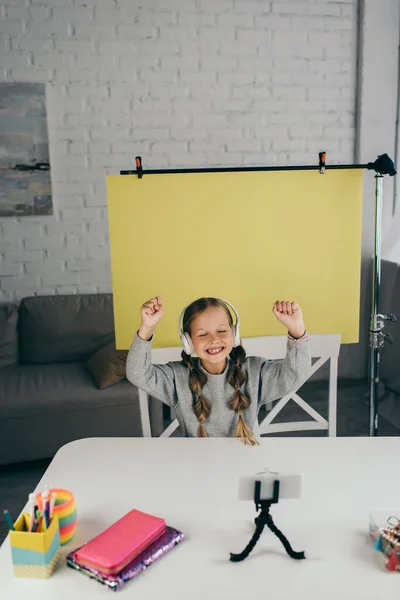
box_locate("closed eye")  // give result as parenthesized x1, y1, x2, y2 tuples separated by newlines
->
(198, 330, 228, 337)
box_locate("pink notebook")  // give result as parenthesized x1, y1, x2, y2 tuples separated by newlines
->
(74, 509, 166, 575)
(67, 525, 184, 590)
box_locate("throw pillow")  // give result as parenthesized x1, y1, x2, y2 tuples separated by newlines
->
(86, 341, 128, 389)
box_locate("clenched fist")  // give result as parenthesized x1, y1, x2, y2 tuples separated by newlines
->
(272, 300, 306, 339)
(138, 295, 164, 341)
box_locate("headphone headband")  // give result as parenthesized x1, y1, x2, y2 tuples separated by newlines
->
(177, 297, 240, 335)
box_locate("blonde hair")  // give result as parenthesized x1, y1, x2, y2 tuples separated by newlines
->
(181, 297, 258, 446)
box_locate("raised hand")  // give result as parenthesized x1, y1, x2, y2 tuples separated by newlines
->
(138, 296, 164, 340)
(272, 300, 306, 339)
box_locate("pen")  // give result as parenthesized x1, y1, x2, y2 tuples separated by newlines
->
(37, 513, 44, 533)
(3, 510, 15, 531)
(33, 509, 41, 533)
(44, 500, 50, 529)
(42, 485, 50, 529)
(28, 493, 36, 532)
(32, 503, 39, 531)
(49, 491, 56, 517)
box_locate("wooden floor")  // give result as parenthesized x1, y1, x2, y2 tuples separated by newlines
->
(1, 378, 399, 546)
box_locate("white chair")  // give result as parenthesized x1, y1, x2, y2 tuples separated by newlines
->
(138, 333, 341, 439)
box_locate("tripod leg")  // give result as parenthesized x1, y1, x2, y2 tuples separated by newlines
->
(265, 513, 305, 560)
(230, 515, 267, 562)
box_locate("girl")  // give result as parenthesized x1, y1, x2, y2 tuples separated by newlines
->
(126, 296, 311, 445)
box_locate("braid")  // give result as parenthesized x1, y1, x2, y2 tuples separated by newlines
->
(228, 346, 259, 446)
(181, 351, 211, 437)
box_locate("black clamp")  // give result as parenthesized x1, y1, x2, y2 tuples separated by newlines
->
(367, 154, 397, 176)
(254, 479, 280, 511)
(319, 151, 326, 174)
(135, 156, 143, 179)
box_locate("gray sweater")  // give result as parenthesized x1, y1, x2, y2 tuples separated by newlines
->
(126, 332, 311, 438)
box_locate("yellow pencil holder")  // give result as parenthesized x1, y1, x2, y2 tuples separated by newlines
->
(9, 513, 60, 579)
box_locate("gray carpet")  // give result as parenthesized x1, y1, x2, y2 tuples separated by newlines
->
(1, 378, 399, 546)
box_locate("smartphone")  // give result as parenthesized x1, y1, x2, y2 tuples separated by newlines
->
(238, 471, 302, 502)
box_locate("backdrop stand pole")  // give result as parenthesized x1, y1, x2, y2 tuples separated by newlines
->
(369, 172, 397, 436)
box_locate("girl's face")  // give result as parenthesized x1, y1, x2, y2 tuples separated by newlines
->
(189, 306, 233, 374)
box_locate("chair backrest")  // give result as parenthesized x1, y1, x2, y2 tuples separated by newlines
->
(137, 333, 341, 437)
(151, 333, 341, 362)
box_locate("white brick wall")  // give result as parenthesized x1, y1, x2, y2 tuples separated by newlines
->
(0, 0, 359, 301)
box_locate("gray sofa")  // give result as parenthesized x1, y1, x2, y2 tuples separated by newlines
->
(380, 259, 400, 395)
(0, 294, 162, 465)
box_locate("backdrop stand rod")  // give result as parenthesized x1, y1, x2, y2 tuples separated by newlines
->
(120, 163, 369, 176)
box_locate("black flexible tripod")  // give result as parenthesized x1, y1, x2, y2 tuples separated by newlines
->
(230, 480, 306, 562)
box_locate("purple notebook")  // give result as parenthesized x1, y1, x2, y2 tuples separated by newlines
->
(67, 526, 184, 591)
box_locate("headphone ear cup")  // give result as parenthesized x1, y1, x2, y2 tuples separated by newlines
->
(232, 324, 240, 347)
(181, 332, 194, 356)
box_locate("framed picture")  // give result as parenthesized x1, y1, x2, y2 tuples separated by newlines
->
(0, 83, 53, 216)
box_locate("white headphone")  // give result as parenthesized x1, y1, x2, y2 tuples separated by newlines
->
(177, 298, 241, 356)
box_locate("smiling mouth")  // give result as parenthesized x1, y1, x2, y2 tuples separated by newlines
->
(206, 347, 224, 355)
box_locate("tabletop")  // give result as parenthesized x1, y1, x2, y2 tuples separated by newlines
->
(1, 436, 400, 599)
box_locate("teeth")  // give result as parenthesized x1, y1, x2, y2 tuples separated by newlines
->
(208, 348, 223, 354)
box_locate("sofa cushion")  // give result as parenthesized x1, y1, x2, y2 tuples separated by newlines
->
(381, 262, 400, 394)
(0, 363, 137, 419)
(379, 259, 398, 314)
(86, 341, 128, 389)
(0, 303, 19, 367)
(19, 294, 115, 365)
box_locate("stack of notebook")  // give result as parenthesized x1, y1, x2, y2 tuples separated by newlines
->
(66, 509, 184, 591)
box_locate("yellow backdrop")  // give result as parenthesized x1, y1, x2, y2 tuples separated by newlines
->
(106, 169, 363, 349)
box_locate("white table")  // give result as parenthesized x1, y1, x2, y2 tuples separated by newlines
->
(1, 437, 400, 599)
